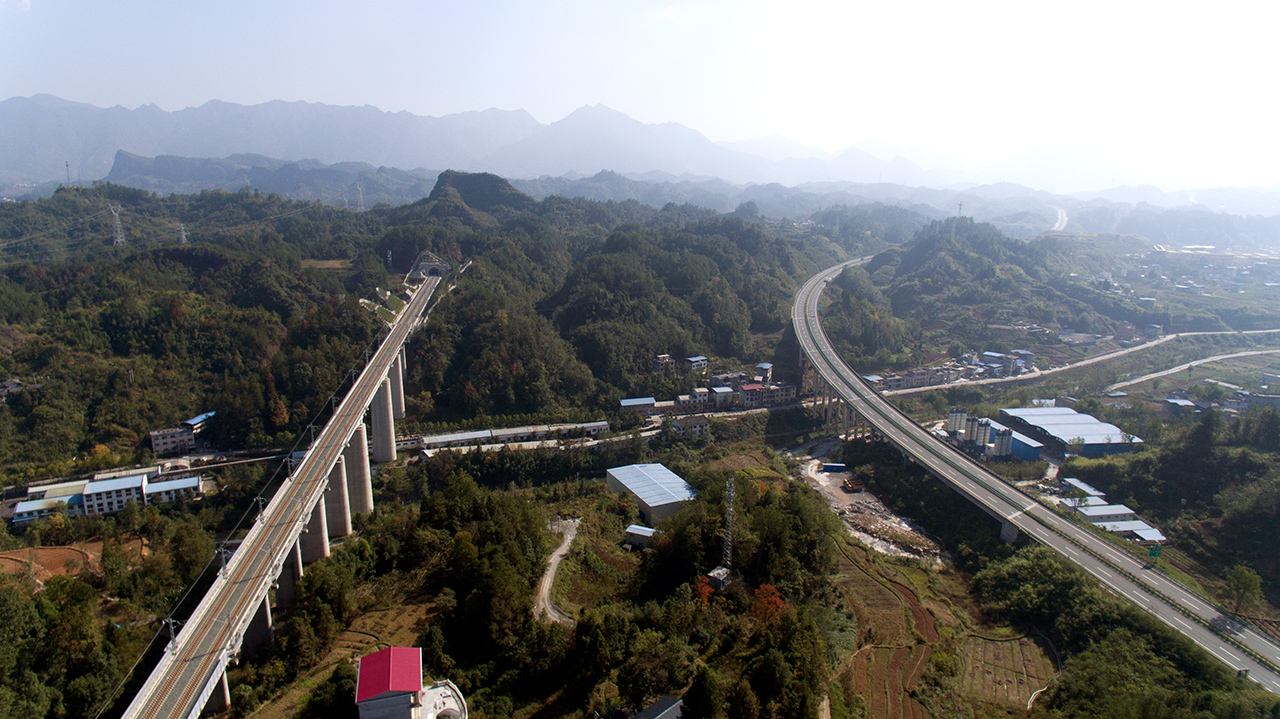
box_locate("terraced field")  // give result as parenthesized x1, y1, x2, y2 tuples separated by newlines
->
(852, 644, 932, 719)
(960, 636, 1056, 708)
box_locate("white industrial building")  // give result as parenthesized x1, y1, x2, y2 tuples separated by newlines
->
(11, 467, 206, 526)
(1074, 504, 1138, 523)
(606, 463, 696, 524)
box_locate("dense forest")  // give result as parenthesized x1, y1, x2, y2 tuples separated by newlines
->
(0, 173, 887, 481)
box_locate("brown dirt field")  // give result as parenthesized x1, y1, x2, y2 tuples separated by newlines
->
(864, 648, 890, 719)
(904, 644, 932, 689)
(0, 546, 95, 582)
(855, 645, 929, 719)
(708, 451, 771, 472)
(887, 579, 938, 643)
(854, 645, 870, 696)
(886, 646, 908, 719)
(960, 636, 1054, 707)
(836, 556, 910, 647)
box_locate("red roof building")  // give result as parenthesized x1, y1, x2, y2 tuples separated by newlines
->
(356, 647, 423, 718)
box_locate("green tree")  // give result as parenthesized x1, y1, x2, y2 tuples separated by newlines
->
(1223, 564, 1262, 615)
(682, 664, 724, 719)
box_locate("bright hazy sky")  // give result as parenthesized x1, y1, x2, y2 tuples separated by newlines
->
(2, 0, 1277, 190)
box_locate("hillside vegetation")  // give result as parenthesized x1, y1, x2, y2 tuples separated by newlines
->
(0, 173, 897, 479)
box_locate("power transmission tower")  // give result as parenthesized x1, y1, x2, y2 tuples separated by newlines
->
(386, 250, 392, 272)
(109, 204, 125, 246)
(723, 475, 736, 571)
(178, 223, 188, 244)
(356, 183, 365, 212)
(65, 161, 71, 184)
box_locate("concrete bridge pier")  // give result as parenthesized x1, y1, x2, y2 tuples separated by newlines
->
(244, 596, 273, 656)
(324, 456, 352, 538)
(1000, 520, 1020, 543)
(274, 542, 304, 608)
(301, 499, 330, 563)
(344, 424, 374, 515)
(391, 350, 406, 420)
(371, 377, 396, 463)
(203, 673, 230, 716)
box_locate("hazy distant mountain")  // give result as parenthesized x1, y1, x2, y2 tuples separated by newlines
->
(716, 135, 834, 161)
(104, 151, 438, 207)
(478, 104, 778, 183)
(0, 94, 539, 185)
(8, 95, 1280, 230)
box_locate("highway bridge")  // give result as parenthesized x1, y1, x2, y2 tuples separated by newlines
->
(122, 257, 450, 718)
(794, 259, 1280, 692)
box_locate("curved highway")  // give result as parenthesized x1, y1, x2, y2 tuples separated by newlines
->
(795, 259, 1280, 692)
(123, 276, 442, 719)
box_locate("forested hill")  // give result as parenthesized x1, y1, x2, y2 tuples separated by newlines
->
(860, 218, 1230, 345)
(0, 174, 910, 481)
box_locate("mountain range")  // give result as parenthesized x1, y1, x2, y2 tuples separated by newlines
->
(6, 94, 1280, 248)
(0, 94, 1077, 193)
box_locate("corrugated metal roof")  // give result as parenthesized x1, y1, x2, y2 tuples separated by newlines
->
(146, 477, 200, 493)
(83, 475, 147, 495)
(1135, 528, 1168, 542)
(183, 411, 216, 427)
(1076, 504, 1135, 517)
(14, 498, 65, 514)
(626, 525, 656, 537)
(356, 647, 422, 704)
(1010, 432, 1042, 448)
(1002, 408, 1142, 445)
(620, 397, 656, 407)
(1063, 478, 1105, 496)
(436, 429, 492, 442)
(1097, 520, 1153, 532)
(609, 464, 696, 508)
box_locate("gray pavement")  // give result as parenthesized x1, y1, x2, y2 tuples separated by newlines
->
(123, 276, 442, 719)
(795, 260, 1280, 693)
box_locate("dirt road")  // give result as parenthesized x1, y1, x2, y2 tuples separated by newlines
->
(535, 518, 580, 626)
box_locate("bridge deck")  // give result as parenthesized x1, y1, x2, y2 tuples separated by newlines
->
(795, 260, 1280, 692)
(124, 277, 441, 719)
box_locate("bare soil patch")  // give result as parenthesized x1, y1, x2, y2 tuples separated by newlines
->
(300, 259, 351, 270)
(0, 536, 148, 584)
(709, 451, 772, 472)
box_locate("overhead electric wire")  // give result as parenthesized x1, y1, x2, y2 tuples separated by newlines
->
(0, 182, 361, 267)
(0, 207, 114, 249)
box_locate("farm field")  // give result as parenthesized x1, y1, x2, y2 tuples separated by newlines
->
(960, 636, 1057, 708)
(830, 529, 1056, 718)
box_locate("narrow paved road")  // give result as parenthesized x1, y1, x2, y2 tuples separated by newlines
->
(535, 518, 580, 626)
(1105, 348, 1280, 391)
